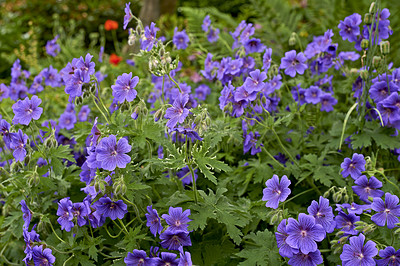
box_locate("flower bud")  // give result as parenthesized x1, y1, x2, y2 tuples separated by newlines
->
(334, 246, 343, 254)
(330, 240, 339, 245)
(360, 70, 369, 81)
(394, 228, 400, 234)
(380, 41, 390, 55)
(270, 212, 279, 224)
(289, 32, 297, 46)
(369, 2, 376, 13)
(27, 172, 40, 187)
(343, 194, 349, 203)
(364, 13, 373, 24)
(338, 236, 348, 243)
(373, 56, 381, 69)
(333, 192, 342, 203)
(24, 154, 31, 165)
(323, 190, 330, 198)
(37, 219, 45, 232)
(355, 226, 365, 231)
(75, 96, 83, 106)
(154, 109, 164, 122)
(361, 39, 369, 50)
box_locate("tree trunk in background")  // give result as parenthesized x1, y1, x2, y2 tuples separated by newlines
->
(139, 0, 178, 26)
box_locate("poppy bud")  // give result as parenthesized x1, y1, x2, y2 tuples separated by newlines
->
(372, 56, 381, 69)
(380, 41, 390, 55)
(360, 70, 369, 81)
(361, 39, 369, 50)
(364, 13, 373, 24)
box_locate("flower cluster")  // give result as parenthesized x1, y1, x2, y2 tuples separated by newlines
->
(45, 35, 61, 57)
(202, 15, 220, 43)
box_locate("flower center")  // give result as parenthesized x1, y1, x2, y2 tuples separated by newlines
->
(355, 252, 364, 260)
(349, 163, 356, 169)
(175, 220, 181, 227)
(300, 230, 307, 237)
(384, 208, 391, 214)
(124, 85, 131, 92)
(26, 108, 33, 114)
(111, 150, 117, 156)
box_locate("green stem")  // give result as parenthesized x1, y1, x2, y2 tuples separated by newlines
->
(63, 254, 75, 266)
(188, 163, 198, 204)
(118, 219, 129, 234)
(284, 188, 314, 204)
(48, 221, 68, 245)
(0, 254, 19, 265)
(121, 196, 143, 222)
(168, 73, 182, 93)
(111, 30, 120, 54)
(91, 93, 110, 124)
(271, 128, 299, 167)
(46, 245, 71, 254)
(261, 146, 285, 169)
(379, 171, 400, 193)
(104, 225, 123, 238)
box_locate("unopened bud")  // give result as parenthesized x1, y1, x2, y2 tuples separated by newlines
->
(343, 195, 349, 203)
(289, 32, 297, 46)
(24, 154, 31, 165)
(360, 70, 369, 81)
(330, 240, 339, 245)
(27, 173, 40, 187)
(37, 219, 45, 232)
(361, 39, 369, 50)
(394, 227, 400, 234)
(75, 96, 83, 106)
(333, 246, 343, 254)
(338, 236, 348, 243)
(364, 13, 373, 25)
(369, 2, 376, 13)
(380, 41, 390, 55)
(323, 190, 330, 198)
(270, 212, 279, 224)
(373, 56, 381, 69)
(355, 226, 365, 231)
(154, 109, 163, 122)
(333, 192, 342, 203)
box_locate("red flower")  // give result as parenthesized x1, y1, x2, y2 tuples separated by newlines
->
(105, 20, 118, 31)
(109, 53, 122, 66)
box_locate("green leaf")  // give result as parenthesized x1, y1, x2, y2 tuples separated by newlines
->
(88, 246, 98, 262)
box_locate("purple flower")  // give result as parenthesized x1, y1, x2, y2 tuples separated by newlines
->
(78, 105, 90, 122)
(141, 22, 159, 51)
(123, 2, 133, 30)
(338, 13, 362, 42)
(32, 245, 56, 266)
(145, 205, 163, 237)
(178, 246, 192, 266)
(71, 202, 90, 227)
(275, 219, 298, 258)
(173, 28, 190, 50)
(65, 69, 89, 98)
(23, 226, 40, 259)
(352, 175, 384, 203)
(262, 175, 291, 209)
(0, 119, 12, 148)
(304, 86, 322, 105)
(160, 230, 192, 250)
(319, 92, 337, 112)
(370, 81, 397, 103)
(154, 252, 179, 266)
(234, 86, 257, 102)
(202, 15, 211, 32)
(164, 93, 190, 129)
(340, 153, 366, 179)
(78, 53, 96, 77)
(243, 131, 263, 155)
(334, 212, 360, 235)
(42, 65, 61, 87)
(371, 193, 400, 229)
(0, 83, 8, 101)
(12, 95, 43, 125)
(94, 196, 128, 220)
(244, 38, 265, 54)
(20, 200, 32, 229)
(124, 249, 154, 266)
(161, 207, 191, 233)
(280, 50, 308, 77)
(340, 233, 378, 266)
(207, 27, 219, 43)
(288, 250, 323, 266)
(243, 69, 267, 93)
(336, 202, 371, 215)
(45, 35, 60, 57)
(10, 129, 28, 162)
(195, 84, 211, 101)
(226, 58, 243, 76)
(111, 72, 139, 103)
(96, 135, 132, 171)
(307, 196, 335, 233)
(262, 48, 272, 71)
(376, 246, 400, 266)
(59, 111, 77, 130)
(286, 213, 326, 254)
(56, 197, 74, 232)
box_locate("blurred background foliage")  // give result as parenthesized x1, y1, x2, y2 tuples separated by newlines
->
(1, 0, 400, 79)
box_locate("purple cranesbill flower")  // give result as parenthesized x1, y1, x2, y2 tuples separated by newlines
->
(176, 166, 198, 185)
(226, 58, 243, 76)
(96, 135, 132, 171)
(288, 250, 323, 266)
(244, 38, 265, 54)
(352, 175, 384, 203)
(58, 111, 76, 130)
(307, 196, 335, 233)
(202, 15, 211, 32)
(123, 2, 133, 30)
(340, 153, 366, 179)
(29, 74, 44, 94)
(239, 24, 255, 44)
(340, 233, 378, 266)
(286, 213, 326, 254)
(77, 53, 96, 77)
(94, 196, 128, 220)
(65, 69, 90, 98)
(243, 69, 267, 93)
(0, 83, 9, 101)
(12, 95, 43, 125)
(371, 193, 400, 229)
(20, 200, 32, 229)
(304, 86, 322, 105)
(234, 86, 257, 102)
(275, 219, 298, 258)
(319, 92, 337, 112)
(160, 230, 192, 250)
(195, 84, 211, 101)
(78, 105, 90, 122)
(124, 249, 154, 266)
(280, 50, 308, 77)
(71, 202, 90, 227)
(262, 48, 272, 71)
(10, 129, 28, 162)
(376, 246, 400, 266)
(231, 100, 248, 117)
(178, 246, 192, 266)
(370, 81, 397, 103)
(243, 131, 263, 155)
(336, 202, 371, 216)
(145, 205, 163, 237)
(57, 197, 74, 232)
(262, 174, 291, 209)
(207, 27, 219, 43)
(155, 252, 179, 266)
(334, 212, 360, 235)
(173, 28, 190, 50)
(161, 207, 191, 233)
(45, 35, 60, 57)
(338, 13, 362, 42)
(164, 93, 190, 129)
(32, 245, 56, 266)
(23, 226, 40, 257)
(141, 22, 159, 51)
(90, 117, 101, 146)
(291, 85, 307, 105)
(42, 65, 61, 87)
(111, 72, 139, 103)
